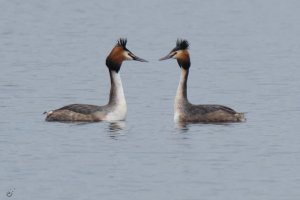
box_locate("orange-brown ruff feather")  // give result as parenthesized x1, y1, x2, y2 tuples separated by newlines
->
(106, 46, 125, 73)
(160, 39, 246, 123)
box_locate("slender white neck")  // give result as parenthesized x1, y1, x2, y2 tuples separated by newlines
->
(108, 70, 126, 106)
(175, 68, 189, 104)
(174, 68, 189, 122)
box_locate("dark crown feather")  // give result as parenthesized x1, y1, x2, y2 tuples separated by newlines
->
(116, 38, 127, 48)
(175, 39, 189, 50)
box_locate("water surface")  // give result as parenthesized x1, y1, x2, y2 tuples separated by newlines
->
(1, 0, 300, 199)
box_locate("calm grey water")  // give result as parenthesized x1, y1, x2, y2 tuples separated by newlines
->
(1, 0, 300, 199)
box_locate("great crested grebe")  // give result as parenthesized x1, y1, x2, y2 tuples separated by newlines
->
(45, 38, 147, 122)
(159, 39, 245, 123)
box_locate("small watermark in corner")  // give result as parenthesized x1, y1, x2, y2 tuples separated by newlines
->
(6, 188, 15, 198)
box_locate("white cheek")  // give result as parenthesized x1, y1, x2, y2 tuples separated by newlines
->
(123, 52, 133, 60)
(173, 50, 182, 59)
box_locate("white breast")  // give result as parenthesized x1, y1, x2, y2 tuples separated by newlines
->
(174, 111, 180, 122)
(174, 103, 183, 122)
(104, 104, 127, 121)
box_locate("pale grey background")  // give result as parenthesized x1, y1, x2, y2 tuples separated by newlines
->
(1, 0, 300, 199)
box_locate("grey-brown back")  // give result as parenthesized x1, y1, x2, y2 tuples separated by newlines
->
(187, 104, 237, 115)
(179, 103, 245, 123)
(57, 104, 105, 114)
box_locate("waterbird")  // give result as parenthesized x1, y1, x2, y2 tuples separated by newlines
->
(45, 38, 147, 122)
(159, 39, 245, 123)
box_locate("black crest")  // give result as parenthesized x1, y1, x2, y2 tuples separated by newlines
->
(116, 38, 127, 48)
(173, 39, 189, 51)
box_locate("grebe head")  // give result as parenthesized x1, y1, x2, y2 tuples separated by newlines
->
(159, 39, 190, 70)
(106, 38, 148, 73)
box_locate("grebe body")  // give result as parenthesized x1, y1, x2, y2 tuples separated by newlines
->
(45, 38, 147, 122)
(160, 39, 245, 123)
